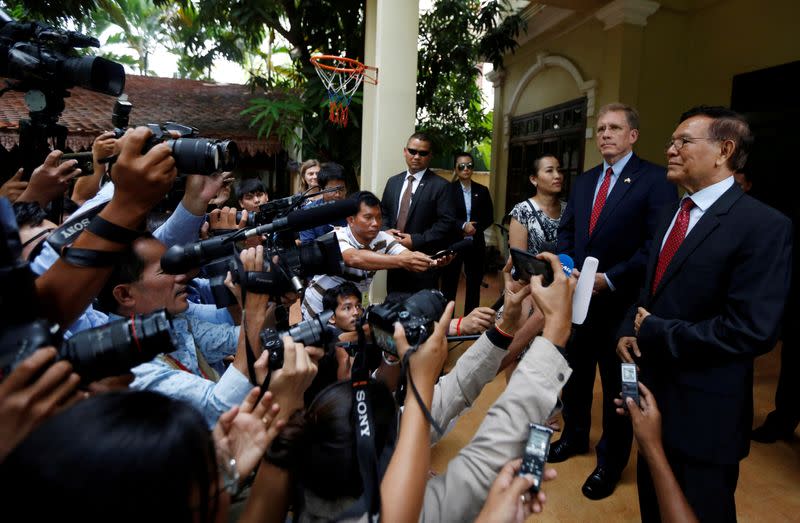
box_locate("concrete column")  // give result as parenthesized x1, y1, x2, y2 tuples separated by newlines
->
(362, 0, 419, 304)
(360, 0, 420, 195)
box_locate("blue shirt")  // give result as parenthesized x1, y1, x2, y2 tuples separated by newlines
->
(120, 312, 248, 427)
(461, 182, 472, 228)
(30, 182, 206, 337)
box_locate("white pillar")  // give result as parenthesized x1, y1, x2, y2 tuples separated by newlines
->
(360, 0, 419, 195)
(362, 0, 419, 304)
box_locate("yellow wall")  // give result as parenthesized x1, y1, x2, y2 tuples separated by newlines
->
(491, 0, 800, 226)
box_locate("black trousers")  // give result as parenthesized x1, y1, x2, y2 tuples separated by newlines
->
(441, 244, 485, 314)
(637, 450, 739, 523)
(559, 302, 633, 474)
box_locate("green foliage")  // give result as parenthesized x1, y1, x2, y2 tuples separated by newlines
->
(417, 0, 525, 161)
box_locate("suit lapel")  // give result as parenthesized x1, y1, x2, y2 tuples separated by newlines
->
(406, 169, 431, 221)
(590, 155, 641, 239)
(651, 184, 744, 298)
(452, 181, 467, 219)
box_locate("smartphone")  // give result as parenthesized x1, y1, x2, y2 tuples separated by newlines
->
(620, 363, 640, 409)
(510, 247, 554, 284)
(519, 423, 554, 494)
(59, 152, 94, 177)
(431, 248, 454, 260)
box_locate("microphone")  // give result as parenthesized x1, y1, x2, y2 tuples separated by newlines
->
(160, 199, 361, 274)
(558, 254, 575, 277)
(160, 233, 237, 274)
(572, 256, 598, 325)
(244, 198, 359, 238)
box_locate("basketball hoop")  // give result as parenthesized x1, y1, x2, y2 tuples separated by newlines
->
(311, 54, 378, 127)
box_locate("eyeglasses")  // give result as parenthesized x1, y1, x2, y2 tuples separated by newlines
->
(665, 136, 713, 151)
(456, 162, 473, 171)
(406, 148, 431, 157)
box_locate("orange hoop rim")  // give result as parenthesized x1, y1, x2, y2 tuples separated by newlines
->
(310, 54, 366, 73)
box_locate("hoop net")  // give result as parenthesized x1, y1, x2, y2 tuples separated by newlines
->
(311, 55, 377, 127)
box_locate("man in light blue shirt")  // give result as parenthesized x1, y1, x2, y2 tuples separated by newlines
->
(96, 235, 248, 427)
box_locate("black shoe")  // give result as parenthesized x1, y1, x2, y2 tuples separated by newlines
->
(547, 438, 589, 463)
(581, 466, 620, 500)
(752, 421, 796, 443)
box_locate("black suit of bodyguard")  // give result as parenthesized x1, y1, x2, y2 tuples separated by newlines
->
(381, 133, 456, 293)
(442, 154, 494, 313)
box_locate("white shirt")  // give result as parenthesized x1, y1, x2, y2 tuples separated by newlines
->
(301, 226, 407, 319)
(396, 169, 426, 215)
(660, 176, 735, 250)
(461, 181, 472, 229)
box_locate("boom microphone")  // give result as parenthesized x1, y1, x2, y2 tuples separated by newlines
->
(244, 198, 359, 238)
(160, 233, 236, 274)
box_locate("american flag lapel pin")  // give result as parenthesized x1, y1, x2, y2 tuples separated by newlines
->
(624, 177, 631, 183)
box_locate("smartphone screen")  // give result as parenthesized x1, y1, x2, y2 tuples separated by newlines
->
(620, 363, 640, 408)
(519, 423, 553, 493)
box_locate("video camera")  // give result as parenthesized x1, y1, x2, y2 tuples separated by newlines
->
(0, 10, 125, 97)
(366, 289, 447, 356)
(0, 197, 177, 383)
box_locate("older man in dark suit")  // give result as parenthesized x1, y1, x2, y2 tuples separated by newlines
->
(381, 132, 457, 293)
(554, 103, 678, 500)
(617, 106, 792, 522)
(441, 151, 494, 313)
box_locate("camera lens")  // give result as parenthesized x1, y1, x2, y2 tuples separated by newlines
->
(168, 137, 220, 175)
(404, 289, 447, 322)
(60, 310, 177, 383)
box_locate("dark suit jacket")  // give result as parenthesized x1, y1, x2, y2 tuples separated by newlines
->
(619, 184, 793, 465)
(558, 154, 677, 305)
(381, 169, 457, 254)
(449, 179, 494, 248)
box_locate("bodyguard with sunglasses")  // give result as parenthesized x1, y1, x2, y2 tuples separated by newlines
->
(442, 152, 494, 313)
(381, 132, 457, 293)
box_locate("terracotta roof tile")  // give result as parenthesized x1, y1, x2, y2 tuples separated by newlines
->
(0, 75, 281, 154)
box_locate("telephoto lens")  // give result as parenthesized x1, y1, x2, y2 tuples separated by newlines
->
(60, 309, 178, 383)
(260, 310, 334, 371)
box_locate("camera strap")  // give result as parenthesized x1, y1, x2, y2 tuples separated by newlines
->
(47, 203, 106, 252)
(60, 246, 126, 267)
(87, 215, 144, 244)
(336, 319, 385, 522)
(401, 341, 444, 437)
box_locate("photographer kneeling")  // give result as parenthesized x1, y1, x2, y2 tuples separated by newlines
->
(241, 252, 575, 522)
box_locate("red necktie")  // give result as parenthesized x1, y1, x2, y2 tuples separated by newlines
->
(589, 167, 613, 235)
(652, 198, 695, 293)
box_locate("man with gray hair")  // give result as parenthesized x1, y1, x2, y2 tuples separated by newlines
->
(554, 103, 677, 500)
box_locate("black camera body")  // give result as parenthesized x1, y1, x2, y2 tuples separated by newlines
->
(0, 14, 125, 97)
(260, 310, 334, 370)
(113, 122, 238, 176)
(238, 195, 303, 227)
(366, 289, 447, 356)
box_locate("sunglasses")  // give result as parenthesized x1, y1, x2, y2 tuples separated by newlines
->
(457, 162, 473, 171)
(406, 148, 431, 158)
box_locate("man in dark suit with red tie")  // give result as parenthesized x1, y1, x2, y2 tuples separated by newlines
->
(554, 103, 678, 500)
(617, 106, 792, 522)
(381, 132, 457, 293)
(442, 151, 494, 313)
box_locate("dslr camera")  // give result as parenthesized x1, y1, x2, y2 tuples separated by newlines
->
(366, 289, 447, 356)
(113, 122, 238, 176)
(0, 198, 177, 383)
(260, 310, 334, 371)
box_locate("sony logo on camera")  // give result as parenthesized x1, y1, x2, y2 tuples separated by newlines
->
(55, 216, 91, 242)
(356, 389, 371, 437)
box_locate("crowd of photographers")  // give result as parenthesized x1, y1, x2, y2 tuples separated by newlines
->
(0, 121, 696, 523)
